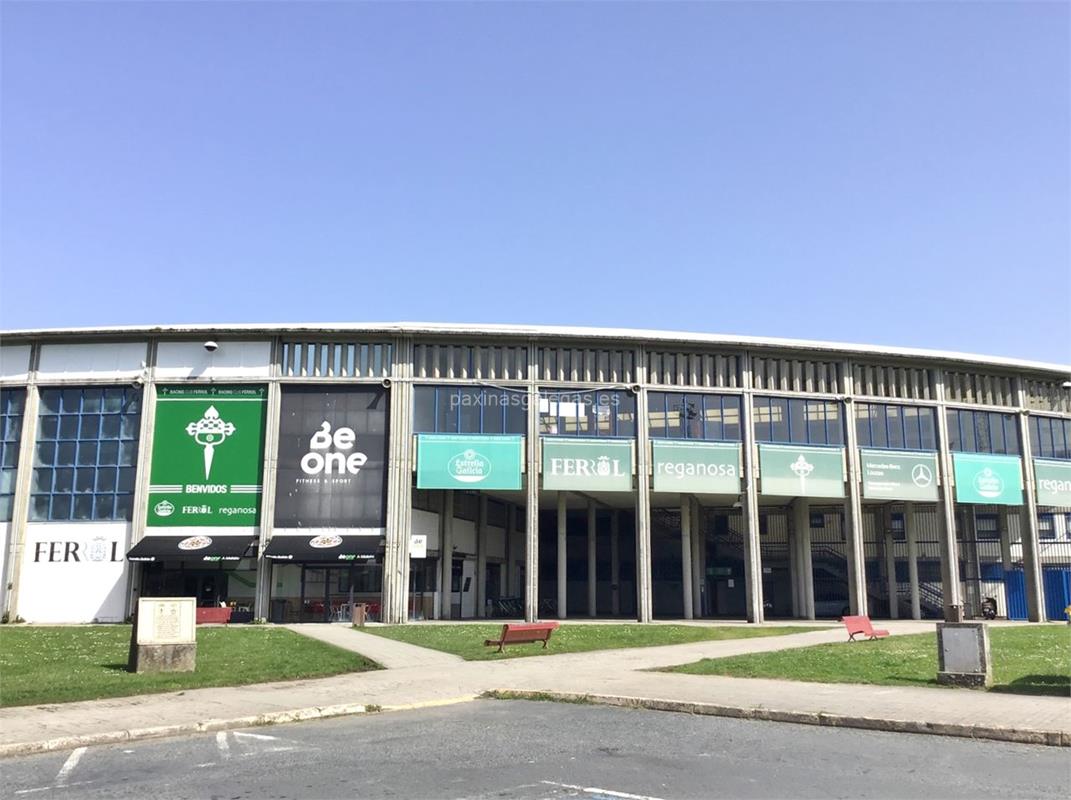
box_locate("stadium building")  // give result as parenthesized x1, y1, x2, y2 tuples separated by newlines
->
(0, 323, 1069, 626)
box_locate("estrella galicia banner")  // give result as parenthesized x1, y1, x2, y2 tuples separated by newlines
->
(1034, 459, 1071, 507)
(859, 449, 939, 502)
(952, 452, 1023, 506)
(275, 386, 388, 529)
(652, 440, 741, 494)
(147, 386, 267, 528)
(759, 444, 845, 498)
(416, 434, 523, 490)
(542, 438, 633, 492)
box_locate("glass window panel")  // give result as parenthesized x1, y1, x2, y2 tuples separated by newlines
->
(81, 391, 102, 413)
(51, 494, 72, 520)
(100, 415, 121, 439)
(115, 493, 134, 521)
(1002, 417, 1019, 455)
(76, 442, 98, 466)
(35, 441, 56, 465)
(54, 467, 74, 493)
(98, 440, 119, 465)
(804, 401, 825, 444)
(665, 396, 683, 438)
(39, 390, 62, 415)
(61, 389, 82, 414)
(119, 414, 139, 439)
(1, 447, 15, 468)
(436, 389, 458, 433)
(902, 407, 921, 450)
(788, 400, 807, 443)
(57, 442, 78, 465)
(920, 409, 937, 450)
(0, 469, 15, 494)
(990, 415, 1005, 454)
(0, 494, 12, 522)
(722, 398, 741, 441)
(38, 415, 59, 440)
(95, 468, 117, 493)
(93, 494, 116, 520)
(703, 399, 723, 441)
(102, 388, 125, 413)
(825, 403, 844, 445)
(614, 393, 636, 437)
(75, 468, 96, 493)
(1030, 418, 1044, 457)
(73, 494, 93, 520)
(79, 415, 101, 440)
(974, 413, 992, 453)
(413, 387, 436, 433)
(3, 415, 22, 440)
(504, 395, 526, 434)
(960, 412, 977, 452)
(118, 441, 138, 466)
(117, 467, 136, 493)
(870, 406, 888, 448)
(886, 405, 905, 449)
(769, 398, 789, 443)
(123, 390, 141, 414)
(1055, 420, 1070, 460)
(482, 392, 505, 434)
(32, 468, 53, 493)
(648, 393, 667, 438)
(855, 404, 872, 447)
(6, 390, 26, 414)
(945, 411, 960, 451)
(59, 416, 80, 439)
(30, 495, 50, 520)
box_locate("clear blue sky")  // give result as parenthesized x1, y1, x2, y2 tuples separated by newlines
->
(2, 2, 1068, 363)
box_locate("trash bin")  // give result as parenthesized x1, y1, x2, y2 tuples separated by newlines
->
(352, 603, 367, 627)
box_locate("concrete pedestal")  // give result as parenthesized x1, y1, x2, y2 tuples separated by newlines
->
(129, 642, 197, 674)
(936, 622, 992, 689)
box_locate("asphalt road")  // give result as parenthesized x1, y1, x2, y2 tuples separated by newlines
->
(4, 700, 1069, 800)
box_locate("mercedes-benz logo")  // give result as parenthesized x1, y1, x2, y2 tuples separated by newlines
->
(911, 464, 933, 488)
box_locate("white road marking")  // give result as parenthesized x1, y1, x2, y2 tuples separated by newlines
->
(195, 762, 217, 768)
(540, 782, 666, 800)
(15, 782, 93, 795)
(232, 731, 279, 742)
(216, 731, 231, 760)
(55, 746, 86, 787)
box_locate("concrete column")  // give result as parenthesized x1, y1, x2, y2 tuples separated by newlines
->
(587, 501, 597, 617)
(476, 495, 488, 618)
(557, 491, 567, 620)
(792, 499, 814, 619)
(998, 506, 1012, 571)
(383, 335, 414, 624)
(505, 502, 515, 599)
(740, 356, 765, 623)
(680, 496, 693, 619)
(934, 375, 964, 620)
(787, 509, 800, 619)
(610, 510, 621, 616)
(439, 491, 454, 620)
(123, 340, 157, 618)
(905, 502, 921, 620)
(3, 378, 39, 621)
(883, 506, 899, 619)
(634, 376, 654, 622)
(691, 497, 703, 617)
(1016, 408, 1046, 621)
(253, 370, 282, 622)
(524, 349, 540, 622)
(841, 392, 869, 617)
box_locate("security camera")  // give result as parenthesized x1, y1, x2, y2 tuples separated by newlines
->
(203, 341, 219, 353)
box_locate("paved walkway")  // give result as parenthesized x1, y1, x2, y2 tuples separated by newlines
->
(1, 621, 1067, 755)
(283, 624, 464, 669)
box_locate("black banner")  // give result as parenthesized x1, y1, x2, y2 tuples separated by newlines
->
(274, 386, 388, 529)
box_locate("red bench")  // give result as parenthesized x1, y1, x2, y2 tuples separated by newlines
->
(842, 615, 889, 642)
(484, 622, 560, 653)
(196, 607, 232, 625)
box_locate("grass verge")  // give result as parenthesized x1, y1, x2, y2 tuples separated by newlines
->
(363, 623, 830, 660)
(0, 625, 379, 708)
(667, 626, 1071, 697)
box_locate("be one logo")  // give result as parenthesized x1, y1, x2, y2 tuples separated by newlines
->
(448, 449, 492, 483)
(300, 421, 368, 476)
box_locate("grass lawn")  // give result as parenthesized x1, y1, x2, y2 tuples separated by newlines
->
(668, 626, 1071, 697)
(0, 625, 379, 708)
(364, 623, 830, 660)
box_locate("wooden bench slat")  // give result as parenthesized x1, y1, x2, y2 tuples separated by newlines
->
(484, 622, 560, 653)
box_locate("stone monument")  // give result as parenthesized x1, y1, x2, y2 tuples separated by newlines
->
(936, 622, 992, 688)
(128, 597, 197, 673)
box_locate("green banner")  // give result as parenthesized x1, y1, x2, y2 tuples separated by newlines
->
(759, 444, 845, 498)
(952, 452, 1023, 506)
(1034, 459, 1071, 507)
(148, 386, 267, 527)
(652, 440, 741, 494)
(416, 434, 523, 490)
(859, 449, 939, 501)
(542, 438, 633, 492)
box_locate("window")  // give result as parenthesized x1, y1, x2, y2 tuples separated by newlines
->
(809, 512, 825, 529)
(0, 388, 26, 521)
(891, 512, 905, 542)
(648, 393, 742, 441)
(30, 387, 141, 521)
(413, 386, 526, 435)
(1029, 416, 1071, 460)
(539, 390, 635, 438)
(946, 409, 1019, 455)
(975, 513, 1000, 541)
(855, 403, 937, 451)
(754, 397, 843, 445)
(1038, 514, 1055, 540)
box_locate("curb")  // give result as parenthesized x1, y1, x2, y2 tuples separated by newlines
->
(0, 695, 479, 759)
(487, 690, 1071, 748)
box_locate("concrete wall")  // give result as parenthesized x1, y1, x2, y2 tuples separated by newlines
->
(155, 341, 272, 380)
(38, 342, 147, 380)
